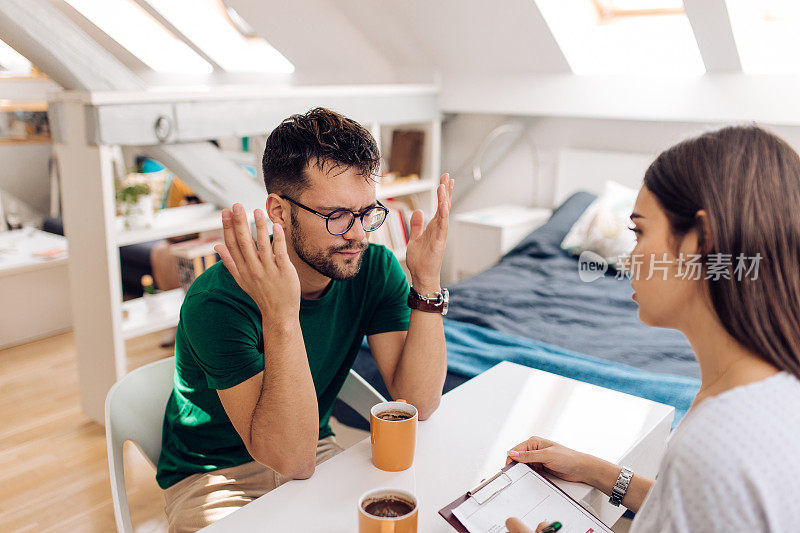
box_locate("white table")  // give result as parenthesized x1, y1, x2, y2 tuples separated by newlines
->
(202, 362, 674, 532)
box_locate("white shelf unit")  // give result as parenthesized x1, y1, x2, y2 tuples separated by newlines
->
(113, 203, 256, 247)
(369, 119, 441, 264)
(376, 178, 438, 200)
(52, 84, 441, 423)
(120, 288, 184, 339)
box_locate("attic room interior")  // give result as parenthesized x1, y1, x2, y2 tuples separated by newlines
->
(2, 1, 800, 532)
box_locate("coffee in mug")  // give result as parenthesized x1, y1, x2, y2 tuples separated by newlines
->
(363, 496, 414, 517)
(370, 400, 418, 471)
(376, 410, 413, 421)
(358, 488, 418, 533)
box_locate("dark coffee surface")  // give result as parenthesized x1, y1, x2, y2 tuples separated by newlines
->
(377, 409, 412, 421)
(363, 497, 414, 518)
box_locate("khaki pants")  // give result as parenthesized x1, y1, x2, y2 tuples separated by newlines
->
(163, 436, 343, 533)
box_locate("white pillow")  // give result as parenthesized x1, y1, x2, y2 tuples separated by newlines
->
(561, 180, 639, 267)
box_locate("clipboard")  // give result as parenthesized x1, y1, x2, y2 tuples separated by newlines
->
(438, 462, 612, 533)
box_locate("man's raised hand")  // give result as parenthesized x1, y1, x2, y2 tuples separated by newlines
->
(404, 173, 454, 292)
(214, 204, 301, 322)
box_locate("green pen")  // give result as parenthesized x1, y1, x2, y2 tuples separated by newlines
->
(541, 521, 562, 533)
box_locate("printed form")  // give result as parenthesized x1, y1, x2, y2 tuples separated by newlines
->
(451, 463, 612, 533)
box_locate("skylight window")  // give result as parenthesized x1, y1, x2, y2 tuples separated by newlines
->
(726, 0, 800, 74)
(143, 0, 294, 74)
(535, 0, 705, 75)
(593, 0, 684, 19)
(0, 39, 32, 76)
(63, 0, 213, 74)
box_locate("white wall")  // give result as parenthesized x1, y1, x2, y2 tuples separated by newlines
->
(445, 114, 800, 210)
(440, 113, 800, 281)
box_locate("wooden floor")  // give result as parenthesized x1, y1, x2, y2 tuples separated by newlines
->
(0, 329, 369, 532)
(0, 330, 174, 532)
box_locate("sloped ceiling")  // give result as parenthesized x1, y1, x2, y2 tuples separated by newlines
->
(223, 0, 398, 83)
(335, 0, 570, 75)
(224, 0, 570, 83)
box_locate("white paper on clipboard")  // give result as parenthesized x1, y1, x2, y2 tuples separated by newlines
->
(450, 463, 612, 533)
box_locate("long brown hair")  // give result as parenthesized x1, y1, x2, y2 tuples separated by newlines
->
(644, 125, 800, 379)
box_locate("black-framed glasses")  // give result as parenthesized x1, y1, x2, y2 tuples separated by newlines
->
(281, 196, 389, 236)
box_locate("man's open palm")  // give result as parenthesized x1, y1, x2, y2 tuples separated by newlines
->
(405, 173, 454, 289)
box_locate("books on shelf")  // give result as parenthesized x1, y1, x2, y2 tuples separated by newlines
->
(371, 199, 413, 260)
(169, 237, 222, 291)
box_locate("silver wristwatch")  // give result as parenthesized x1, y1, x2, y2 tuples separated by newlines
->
(407, 286, 450, 316)
(609, 466, 633, 506)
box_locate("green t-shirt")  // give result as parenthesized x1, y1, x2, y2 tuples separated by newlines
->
(156, 243, 410, 489)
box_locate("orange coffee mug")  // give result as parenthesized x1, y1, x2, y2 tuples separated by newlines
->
(358, 488, 418, 533)
(370, 400, 418, 471)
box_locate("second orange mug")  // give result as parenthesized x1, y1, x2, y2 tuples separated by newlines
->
(370, 400, 417, 471)
(358, 488, 418, 533)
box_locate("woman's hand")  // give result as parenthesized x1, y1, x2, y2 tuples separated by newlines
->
(506, 436, 595, 484)
(507, 436, 654, 514)
(505, 518, 549, 533)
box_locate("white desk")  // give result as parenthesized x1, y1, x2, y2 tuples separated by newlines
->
(0, 229, 71, 348)
(202, 362, 673, 532)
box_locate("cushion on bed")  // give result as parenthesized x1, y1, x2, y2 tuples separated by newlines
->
(504, 191, 597, 259)
(561, 181, 638, 267)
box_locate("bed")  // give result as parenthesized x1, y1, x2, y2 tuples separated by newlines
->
(332, 188, 701, 432)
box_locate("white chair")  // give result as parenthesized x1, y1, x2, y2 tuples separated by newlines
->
(105, 356, 386, 533)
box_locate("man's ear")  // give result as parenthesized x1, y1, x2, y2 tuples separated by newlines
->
(266, 193, 289, 227)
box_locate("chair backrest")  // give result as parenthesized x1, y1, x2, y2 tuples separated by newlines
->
(338, 368, 387, 420)
(105, 356, 175, 533)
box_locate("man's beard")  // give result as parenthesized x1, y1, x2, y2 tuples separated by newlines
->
(289, 211, 367, 281)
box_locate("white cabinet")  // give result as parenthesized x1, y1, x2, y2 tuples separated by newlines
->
(453, 205, 552, 281)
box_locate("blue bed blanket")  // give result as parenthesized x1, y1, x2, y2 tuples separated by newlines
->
(443, 319, 699, 426)
(445, 192, 699, 380)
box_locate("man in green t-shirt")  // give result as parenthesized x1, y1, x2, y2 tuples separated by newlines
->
(157, 108, 453, 532)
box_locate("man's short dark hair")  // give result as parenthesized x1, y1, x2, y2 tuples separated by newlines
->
(262, 107, 380, 197)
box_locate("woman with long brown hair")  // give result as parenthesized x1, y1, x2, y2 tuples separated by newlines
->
(507, 125, 800, 532)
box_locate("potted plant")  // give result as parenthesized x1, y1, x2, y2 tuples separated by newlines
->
(116, 182, 154, 230)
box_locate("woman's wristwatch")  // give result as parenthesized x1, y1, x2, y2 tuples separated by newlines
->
(407, 286, 449, 315)
(609, 466, 633, 506)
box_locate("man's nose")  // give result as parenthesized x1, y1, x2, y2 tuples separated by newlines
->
(342, 218, 367, 242)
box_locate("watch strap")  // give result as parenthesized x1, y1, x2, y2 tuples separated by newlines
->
(407, 286, 449, 315)
(609, 466, 633, 507)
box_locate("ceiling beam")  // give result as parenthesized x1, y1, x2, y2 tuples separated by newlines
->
(684, 0, 741, 72)
(0, 0, 144, 90)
